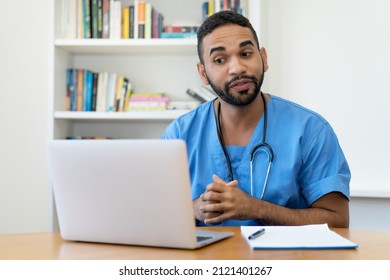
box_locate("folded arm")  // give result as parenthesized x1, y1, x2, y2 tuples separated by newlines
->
(194, 175, 349, 228)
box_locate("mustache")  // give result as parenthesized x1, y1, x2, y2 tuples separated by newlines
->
(225, 74, 258, 90)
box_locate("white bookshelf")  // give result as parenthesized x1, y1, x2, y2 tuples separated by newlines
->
(55, 38, 197, 55)
(54, 110, 190, 120)
(50, 0, 260, 140)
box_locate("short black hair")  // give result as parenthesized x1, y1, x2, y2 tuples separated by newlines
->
(197, 10, 260, 64)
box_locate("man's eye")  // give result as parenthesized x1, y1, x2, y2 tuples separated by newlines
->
(242, 51, 252, 57)
(214, 58, 225, 64)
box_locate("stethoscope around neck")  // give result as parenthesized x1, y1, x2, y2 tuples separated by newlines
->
(215, 92, 274, 199)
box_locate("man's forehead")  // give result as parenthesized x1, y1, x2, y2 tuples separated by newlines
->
(202, 24, 255, 50)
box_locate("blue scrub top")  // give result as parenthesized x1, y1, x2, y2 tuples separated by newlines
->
(162, 95, 351, 226)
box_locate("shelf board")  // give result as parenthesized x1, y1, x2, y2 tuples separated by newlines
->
(54, 110, 190, 121)
(55, 39, 198, 55)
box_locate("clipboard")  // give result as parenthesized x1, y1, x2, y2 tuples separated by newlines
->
(241, 224, 358, 250)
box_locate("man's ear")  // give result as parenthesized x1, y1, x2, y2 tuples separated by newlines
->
(260, 47, 269, 72)
(197, 62, 209, 85)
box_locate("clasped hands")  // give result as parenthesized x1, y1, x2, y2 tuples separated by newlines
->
(194, 174, 256, 224)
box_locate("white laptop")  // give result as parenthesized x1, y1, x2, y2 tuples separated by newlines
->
(48, 139, 233, 249)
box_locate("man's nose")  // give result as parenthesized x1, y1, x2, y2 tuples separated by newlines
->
(228, 57, 247, 76)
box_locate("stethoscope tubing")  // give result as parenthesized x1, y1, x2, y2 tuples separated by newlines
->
(215, 92, 274, 198)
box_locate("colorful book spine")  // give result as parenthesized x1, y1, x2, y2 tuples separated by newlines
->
(66, 68, 77, 111)
(105, 72, 117, 111)
(91, 72, 99, 111)
(77, 0, 84, 38)
(122, 6, 130, 38)
(129, 5, 135, 38)
(60, 0, 77, 39)
(144, 3, 152, 39)
(133, 0, 139, 39)
(76, 69, 84, 111)
(160, 32, 196, 39)
(66, 69, 132, 112)
(82, 0, 91, 38)
(97, 0, 103, 37)
(137, 0, 146, 38)
(85, 70, 94, 111)
(163, 25, 200, 33)
(91, 0, 99, 38)
(114, 75, 124, 111)
(96, 71, 108, 111)
(102, 0, 110, 38)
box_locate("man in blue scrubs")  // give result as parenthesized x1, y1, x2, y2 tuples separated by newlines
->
(162, 11, 351, 228)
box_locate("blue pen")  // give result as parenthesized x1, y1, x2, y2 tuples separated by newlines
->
(248, 228, 265, 240)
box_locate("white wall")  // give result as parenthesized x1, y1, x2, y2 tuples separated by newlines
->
(260, 0, 390, 230)
(261, 0, 390, 197)
(350, 197, 390, 230)
(0, 0, 51, 233)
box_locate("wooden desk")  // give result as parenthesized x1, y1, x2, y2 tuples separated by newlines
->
(1, 227, 389, 260)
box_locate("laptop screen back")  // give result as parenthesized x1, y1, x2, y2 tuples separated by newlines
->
(48, 139, 200, 248)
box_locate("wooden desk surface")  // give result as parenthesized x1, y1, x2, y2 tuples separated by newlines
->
(1, 227, 389, 260)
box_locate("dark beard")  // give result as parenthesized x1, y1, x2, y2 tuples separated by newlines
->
(207, 71, 265, 107)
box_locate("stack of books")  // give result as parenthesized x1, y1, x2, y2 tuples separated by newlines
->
(61, 0, 165, 39)
(66, 68, 173, 112)
(128, 93, 169, 110)
(60, 0, 249, 40)
(66, 68, 132, 112)
(202, 0, 249, 20)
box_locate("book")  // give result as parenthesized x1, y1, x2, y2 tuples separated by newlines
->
(123, 83, 132, 112)
(66, 68, 77, 111)
(96, 71, 108, 112)
(114, 75, 124, 111)
(160, 32, 196, 39)
(97, 0, 103, 38)
(202, 1, 208, 21)
(109, 0, 121, 39)
(137, 0, 146, 38)
(214, 0, 222, 13)
(102, 0, 110, 38)
(76, 0, 84, 38)
(144, 2, 152, 39)
(113, 0, 122, 39)
(128, 93, 169, 110)
(118, 78, 129, 112)
(151, 7, 164, 38)
(76, 69, 84, 111)
(186, 86, 217, 103)
(82, 0, 91, 38)
(133, 0, 139, 39)
(106, 72, 117, 111)
(66, 136, 112, 140)
(208, 0, 214, 16)
(86, 70, 94, 111)
(82, 70, 90, 111)
(91, 0, 99, 38)
(66, 68, 134, 112)
(129, 5, 135, 38)
(163, 25, 200, 33)
(151, 8, 159, 38)
(122, 6, 130, 38)
(241, 224, 358, 250)
(60, 0, 77, 39)
(91, 72, 99, 111)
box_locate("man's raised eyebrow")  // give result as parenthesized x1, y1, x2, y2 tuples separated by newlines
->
(209, 40, 255, 56)
(209, 46, 225, 56)
(240, 40, 255, 48)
